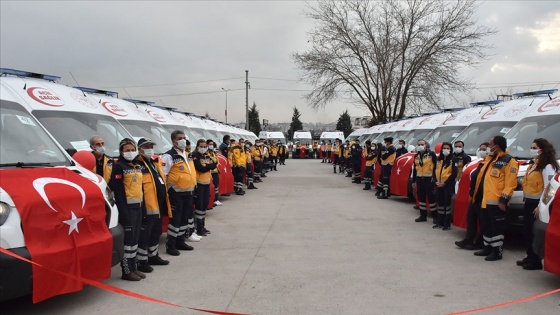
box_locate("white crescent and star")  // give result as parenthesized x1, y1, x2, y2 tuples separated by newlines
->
(32, 177, 86, 235)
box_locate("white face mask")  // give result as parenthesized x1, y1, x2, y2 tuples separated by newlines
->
(530, 149, 539, 158)
(208, 145, 214, 150)
(198, 147, 208, 154)
(123, 151, 138, 161)
(177, 139, 187, 149)
(454, 147, 463, 154)
(142, 149, 155, 159)
(487, 147, 495, 156)
(93, 146, 105, 154)
(395, 144, 402, 149)
(416, 145, 425, 152)
(442, 149, 450, 156)
(476, 149, 487, 159)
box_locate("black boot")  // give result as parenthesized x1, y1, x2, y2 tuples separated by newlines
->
(165, 236, 180, 256)
(485, 246, 503, 261)
(176, 237, 194, 251)
(363, 182, 371, 190)
(137, 260, 154, 273)
(474, 246, 492, 256)
(196, 220, 207, 236)
(333, 167, 337, 174)
(148, 255, 170, 266)
(442, 214, 452, 231)
(248, 182, 258, 189)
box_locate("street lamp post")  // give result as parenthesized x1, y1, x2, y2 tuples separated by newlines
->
(221, 88, 230, 124)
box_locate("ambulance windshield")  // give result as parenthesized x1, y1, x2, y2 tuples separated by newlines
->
(453, 121, 516, 156)
(424, 126, 467, 147)
(33, 110, 131, 158)
(505, 115, 560, 160)
(1, 100, 68, 165)
(118, 120, 173, 154)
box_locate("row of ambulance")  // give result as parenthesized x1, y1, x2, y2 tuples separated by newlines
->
(0, 68, 258, 301)
(346, 89, 560, 275)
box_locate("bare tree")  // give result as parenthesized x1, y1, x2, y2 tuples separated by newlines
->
(293, 0, 495, 124)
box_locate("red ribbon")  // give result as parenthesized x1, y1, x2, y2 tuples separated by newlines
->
(0, 247, 248, 315)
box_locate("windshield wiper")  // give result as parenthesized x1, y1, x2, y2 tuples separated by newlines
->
(0, 162, 54, 168)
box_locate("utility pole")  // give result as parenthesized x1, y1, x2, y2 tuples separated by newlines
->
(245, 70, 249, 131)
(221, 87, 230, 124)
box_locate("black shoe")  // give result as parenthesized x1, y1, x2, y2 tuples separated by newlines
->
(415, 216, 427, 222)
(377, 195, 388, 199)
(248, 185, 255, 190)
(522, 261, 543, 270)
(197, 230, 207, 236)
(442, 226, 451, 231)
(474, 247, 492, 256)
(176, 241, 194, 251)
(516, 257, 530, 266)
(261, 174, 267, 178)
(432, 224, 442, 229)
(137, 263, 153, 273)
(485, 251, 502, 261)
(166, 247, 180, 256)
(455, 240, 475, 250)
(235, 190, 245, 196)
(363, 187, 371, 190)
(148, 255, 170, 266)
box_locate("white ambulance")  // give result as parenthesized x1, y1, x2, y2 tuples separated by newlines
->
(346, 128, 366, 142)
(0, 68, 124, 301)
(292, 130, 313, 145)
(320, 131, 344, 144)
(453, 90, 559, 229)
(259, 131, 287, 144)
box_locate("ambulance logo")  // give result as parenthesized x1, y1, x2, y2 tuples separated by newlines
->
(504, 104, 527, 118)
(480, 107, 500, 120)
(147, 109, 166, 123)
(537, 98, 560, 113)
(27, 87, 65, 107)
(70, 92, 98, 109)
(102, 102, 128, 117)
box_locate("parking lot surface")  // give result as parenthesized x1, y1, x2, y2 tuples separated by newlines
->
(2, 159, 559, 315)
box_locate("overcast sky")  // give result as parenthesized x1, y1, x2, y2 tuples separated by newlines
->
(1, 1, 559, 124)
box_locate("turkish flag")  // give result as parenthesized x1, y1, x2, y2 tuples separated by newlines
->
(452, 161, 482, 228)
(217, 153, 234, 195)
(390, 153, 415, 197)
(544, 181, 560, 275)
(360, 156, 366, 179)
(373, 161, 381, 186)
(0, 168, 112, 303)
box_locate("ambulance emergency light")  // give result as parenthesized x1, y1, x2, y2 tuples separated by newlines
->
(512, 89, 558, 98)
(122, 98, 155, 106)
(469, 100, 503, 107)
(74, 86, 118, 97)
(0, 68, 60, 82)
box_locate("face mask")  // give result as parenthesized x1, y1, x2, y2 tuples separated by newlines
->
(198, 147, 208, 154)
(209, 145, 214, 150)
(142, 149, 154, 158)
(395, 144, 402, 149)
(530, 149, 539, 158)
(371, 146, 376, 150)
(454, 147, 463, 154)
(476, 149, 487, 159)
(416, 145, 425, 152)
(93, 146, 105, 154)
(123, 151, 138, 161)
(487, 147, 495, 156)
(177, 139, 187, 149)
(442, 149, 450, 156)
(245, 144, 250, 148)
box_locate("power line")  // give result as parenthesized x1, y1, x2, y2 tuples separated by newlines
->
(101, 77, 244, 89)
(133, 88, 245, 98)
(251, 88, 313, 92)
(252, 76, 300, 82)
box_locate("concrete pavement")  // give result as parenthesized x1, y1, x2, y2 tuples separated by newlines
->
(2, 159, 559, 314)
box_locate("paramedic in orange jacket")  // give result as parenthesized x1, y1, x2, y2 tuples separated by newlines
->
(412, 139, 438, 221)
(136, 138, 172, 273)
(90, 135, 113, 184)
(472, 136, 518, 261)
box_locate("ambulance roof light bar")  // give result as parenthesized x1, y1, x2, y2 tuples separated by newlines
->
(512, 89, 558, 98)
(469, 100, 503, 107)
(122, 98, 155, 105)
(74, 86, 118, 97)
(0, 68, 60, 82)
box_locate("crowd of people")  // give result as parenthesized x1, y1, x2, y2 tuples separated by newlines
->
(325, 135, 559, 268)
(89, 132, 286, 281)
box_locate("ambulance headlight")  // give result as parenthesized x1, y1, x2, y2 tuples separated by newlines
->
(104, 187, 115, 207)
(0, 202, 11, 226)
(542, 184, 556, 205)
